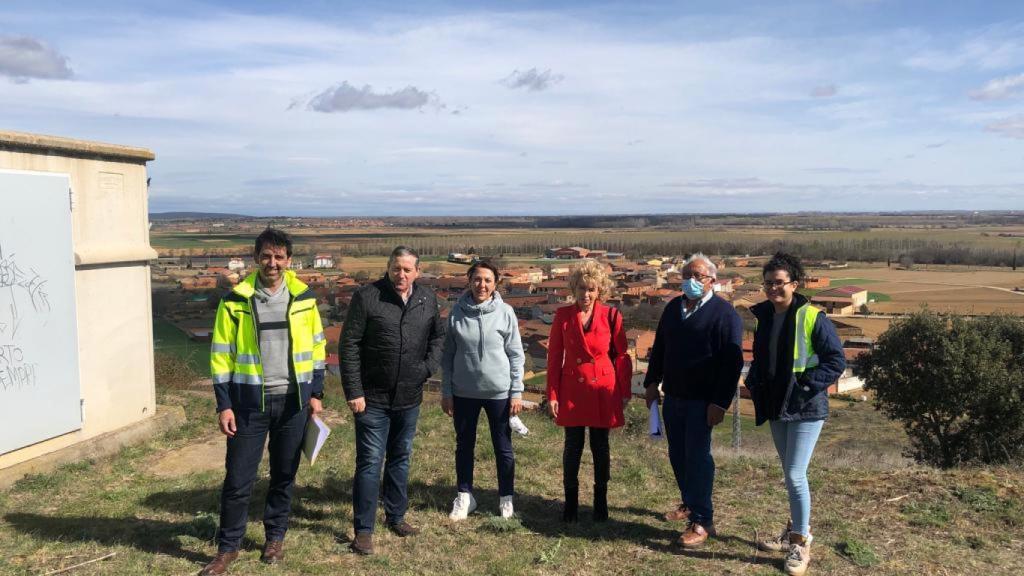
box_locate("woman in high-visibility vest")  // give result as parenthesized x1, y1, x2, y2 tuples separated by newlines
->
(744, 252, 846, 576)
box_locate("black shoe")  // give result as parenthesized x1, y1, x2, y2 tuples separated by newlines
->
(593, 483, 608, 522)
(562, 484, 579, 523)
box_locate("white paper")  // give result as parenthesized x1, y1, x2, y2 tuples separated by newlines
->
(648, 403, 663, 440)
(509, 415, 529, 436)
(302, 415, 331, 465)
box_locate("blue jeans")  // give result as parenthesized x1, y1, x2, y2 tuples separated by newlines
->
(453, 396, 515, 497)
(769, 419, 825, 537)
(352, 403, 421, 534)
(217, 394, 307, 552)
(662, 396, 715, 524)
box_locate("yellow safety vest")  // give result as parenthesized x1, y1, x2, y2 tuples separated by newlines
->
(792, 304, 820, 374)
(754, 302, 820, 374)
(210, 270, 326, 411)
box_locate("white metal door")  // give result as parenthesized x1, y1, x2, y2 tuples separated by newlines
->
(0, 170, 82, 454)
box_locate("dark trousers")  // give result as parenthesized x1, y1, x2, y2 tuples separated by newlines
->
(217, 394, 307, 552)
(563, 426, 610, 489)
(453, 396, 515, 497)
(662, 395, 715, 524)
(352, 403, 420, 534)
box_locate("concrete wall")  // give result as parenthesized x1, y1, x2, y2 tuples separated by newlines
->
(0, 130, 157, 470)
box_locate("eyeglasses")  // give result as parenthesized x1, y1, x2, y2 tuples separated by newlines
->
(682, 272, 713, 282)
(762, 280, 796, 289)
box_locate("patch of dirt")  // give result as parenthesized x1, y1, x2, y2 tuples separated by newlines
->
(149, 436, 225, 478)
(147, 409, 350, 478)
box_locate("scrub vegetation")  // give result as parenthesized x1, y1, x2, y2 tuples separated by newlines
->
(864, 311, 1024, 467)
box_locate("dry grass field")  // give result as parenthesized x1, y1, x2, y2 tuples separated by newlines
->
(805, 265, 1024, 316)
(2, 374, 1023, 576)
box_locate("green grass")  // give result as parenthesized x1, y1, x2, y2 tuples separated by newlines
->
(868, 291, 892, 302)
(152, 318, 208, 373)
(2, 389, 1023, 575)
(836, 538, 880, 567)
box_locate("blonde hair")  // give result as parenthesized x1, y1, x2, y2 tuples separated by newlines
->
(568, 260, 613, 301)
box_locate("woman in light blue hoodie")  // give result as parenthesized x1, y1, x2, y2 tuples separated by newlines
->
(441, 261, 525, 521)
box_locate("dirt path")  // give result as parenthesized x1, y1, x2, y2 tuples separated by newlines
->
(147, 410, 350, 478)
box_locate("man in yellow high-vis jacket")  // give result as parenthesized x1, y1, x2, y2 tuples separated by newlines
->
(201, 228, 326, 576)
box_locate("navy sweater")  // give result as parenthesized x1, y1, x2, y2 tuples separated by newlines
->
(643, 295, 744, 409)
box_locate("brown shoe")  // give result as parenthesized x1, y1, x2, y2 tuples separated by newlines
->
(387, 520, 420, 537)
(678, 521, 716, 549)
(350, 532, 374, 555)
(198, 550, 238, 576)
(260, 539, 284, 564)
(664, 503, 691, 522)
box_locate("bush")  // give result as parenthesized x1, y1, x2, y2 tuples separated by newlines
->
(154, 350, 201, 391)
(862, 312, 1024, 467)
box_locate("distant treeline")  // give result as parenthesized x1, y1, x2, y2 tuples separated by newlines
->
(391, 211, 1024, 230)
(290, 233, 1020, 268)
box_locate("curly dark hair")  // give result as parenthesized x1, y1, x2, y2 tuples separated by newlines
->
(254, 228, 293, 257)
(762, 251, 805, 284)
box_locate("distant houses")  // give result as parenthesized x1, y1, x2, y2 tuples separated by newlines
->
(546, 246, 590, 259)
(157, 243, 882, 399)
(803, 276, 830, 289)
(313, 253, 334, 269)
(447, 252, 479, 264)
(810, 286, 869, 316)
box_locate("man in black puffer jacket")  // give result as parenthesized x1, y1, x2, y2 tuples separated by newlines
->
(340, 246, 444, 555)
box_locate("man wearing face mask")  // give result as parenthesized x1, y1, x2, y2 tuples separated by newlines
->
(643, 253, 744, 549)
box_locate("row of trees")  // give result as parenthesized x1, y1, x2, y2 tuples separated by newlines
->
(265, 233, 1018, 268)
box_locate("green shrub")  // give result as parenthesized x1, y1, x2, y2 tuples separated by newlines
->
(862, 312, 1024, 467)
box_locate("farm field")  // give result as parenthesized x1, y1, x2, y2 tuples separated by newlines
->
(150, 223, 1024, 261)
(807, 266, 1024, 316)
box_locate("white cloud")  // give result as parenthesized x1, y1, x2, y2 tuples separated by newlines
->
(0, 36, 72, 81)
(903, 25, 1024, 72)
(985, 115, 1024, 139)
(3, 5, 1022, 214)
(304, 82, 441, 113)
(969, 73, 1024, 101)
(501, 68, 564, 91)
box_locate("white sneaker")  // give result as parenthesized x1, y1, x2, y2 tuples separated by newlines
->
(784, 533, 813, 576)
(499, 495, 514, 519)
(449, 491, 477, 521)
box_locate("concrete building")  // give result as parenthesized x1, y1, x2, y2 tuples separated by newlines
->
(811, 286, 869, 316)
(0, 130, 160, 474)
(546, 246, 589, 259)
(313, 253, 334, 269)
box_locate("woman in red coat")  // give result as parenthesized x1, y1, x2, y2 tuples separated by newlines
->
(547, 260, 632, 522)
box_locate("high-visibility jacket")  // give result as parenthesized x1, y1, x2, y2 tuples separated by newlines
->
(210, 270, 326, 412)
(746, 292, 846, 424)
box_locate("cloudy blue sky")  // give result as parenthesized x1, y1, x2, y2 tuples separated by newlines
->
(2, 0, 1023, 215)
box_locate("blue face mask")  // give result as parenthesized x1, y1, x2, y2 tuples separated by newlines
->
(683, 277, 705, 299)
